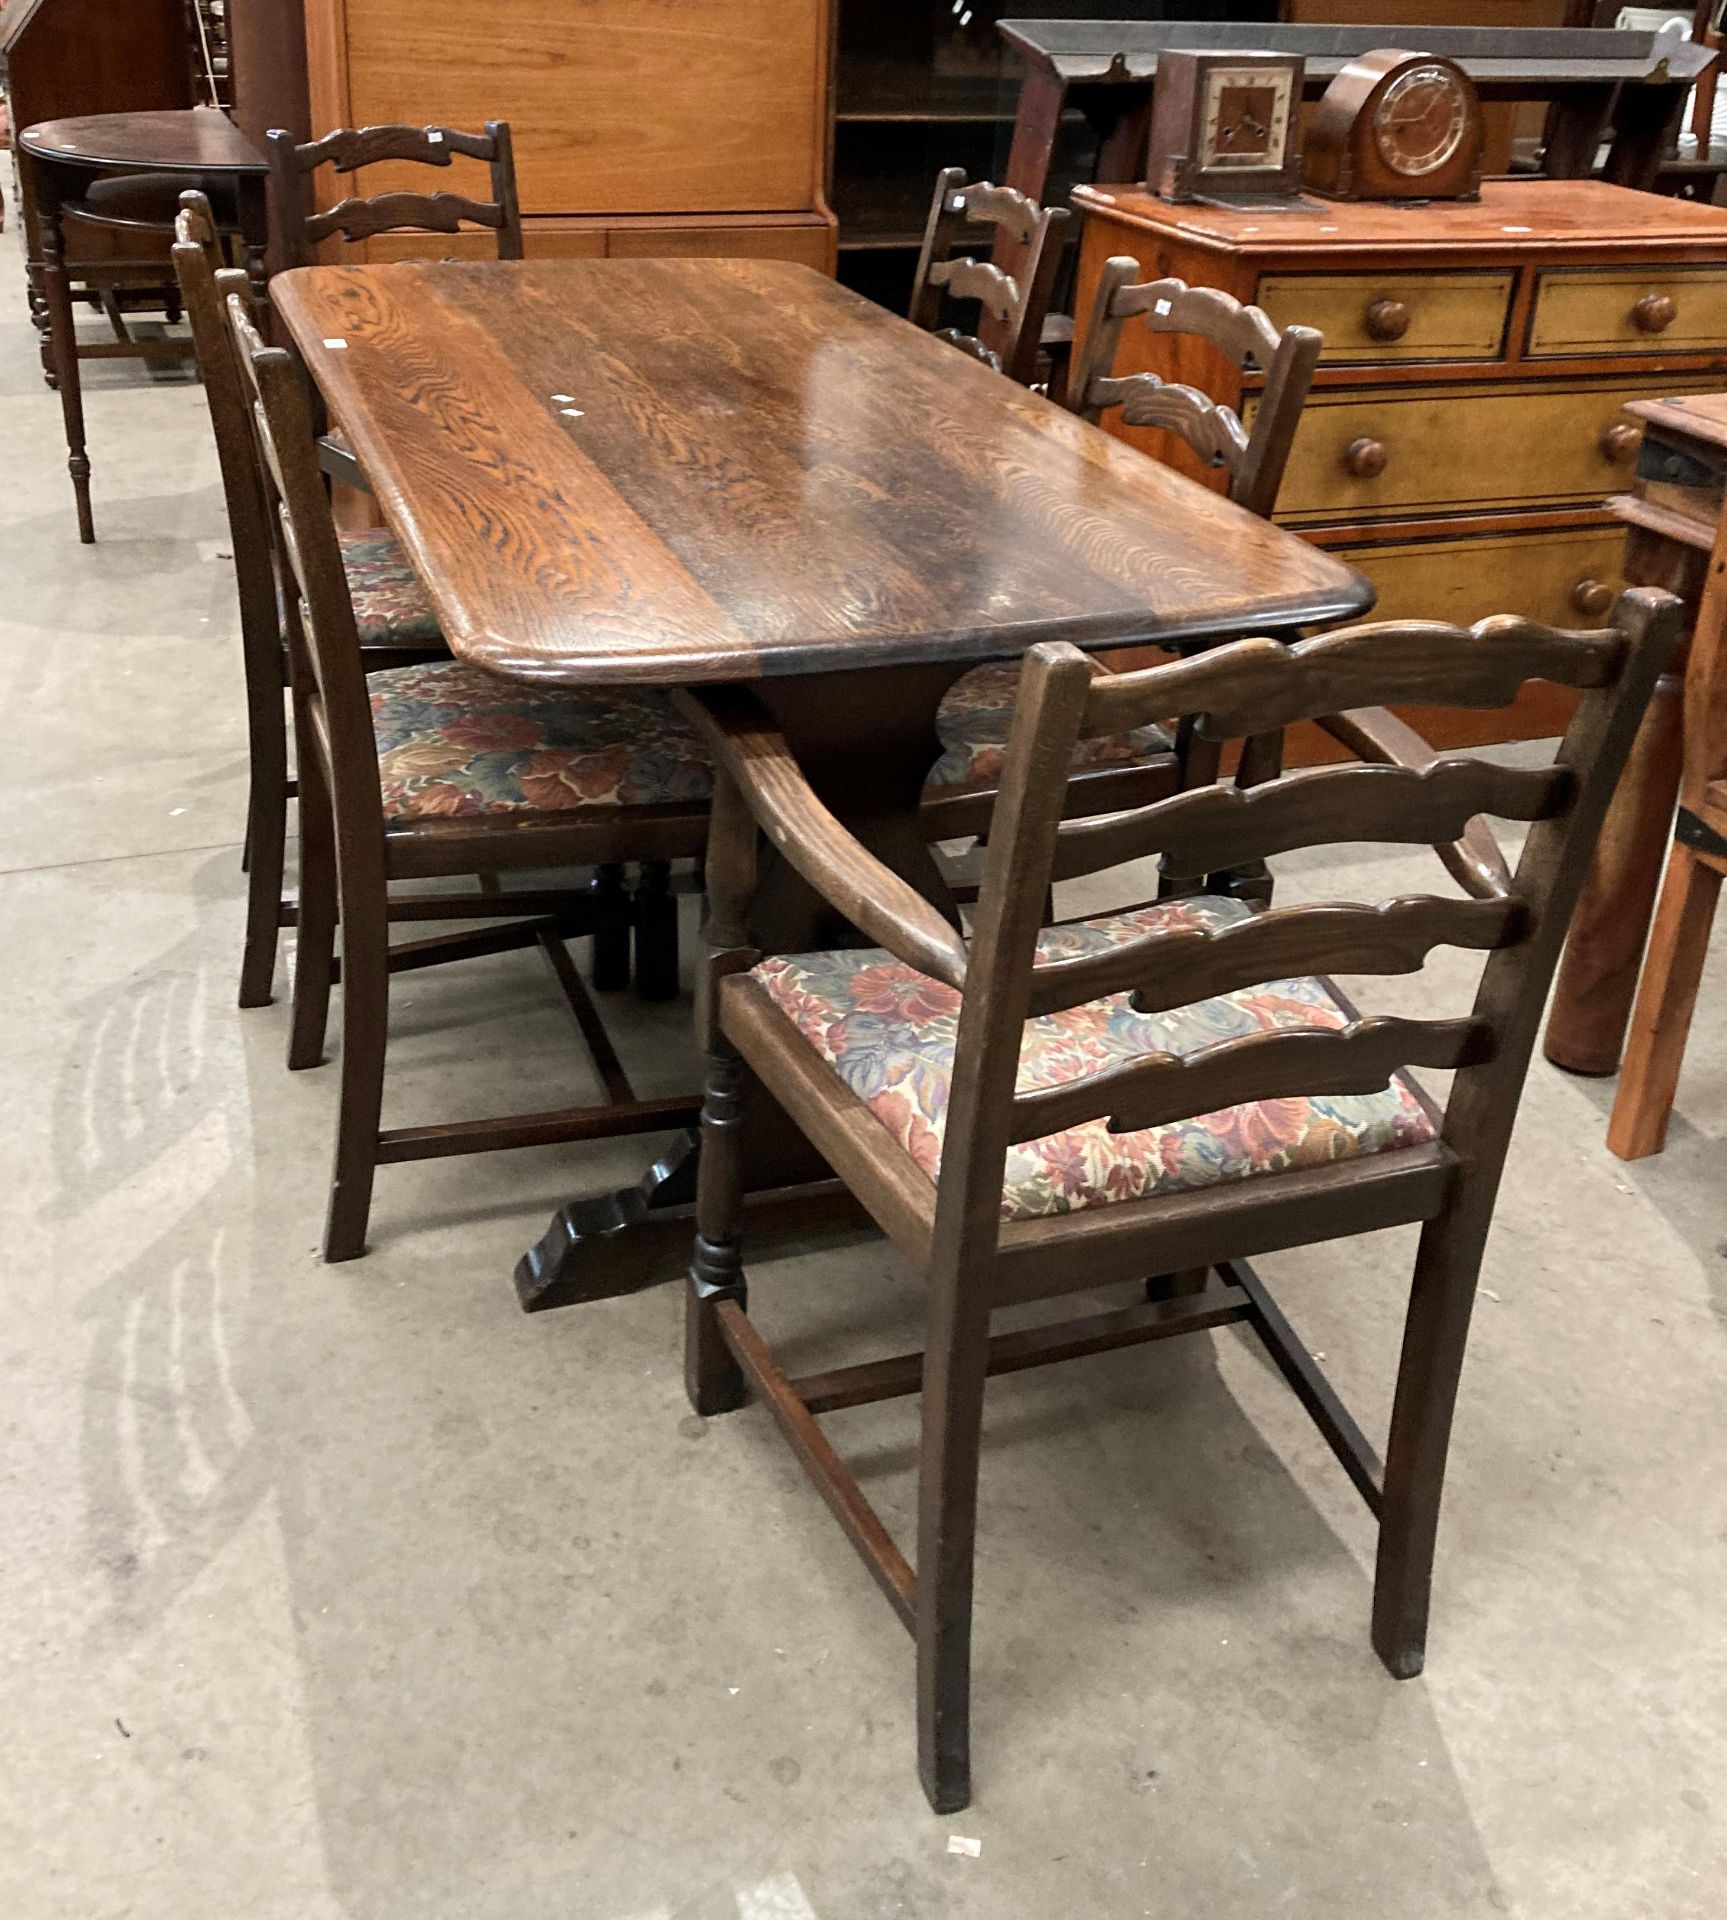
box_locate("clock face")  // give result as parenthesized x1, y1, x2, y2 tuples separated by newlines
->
(1370, 63, 1470, 177)
(1200, 66, 1293, 170)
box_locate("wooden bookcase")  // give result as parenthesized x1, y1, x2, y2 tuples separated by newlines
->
(292, 0, 836, 268)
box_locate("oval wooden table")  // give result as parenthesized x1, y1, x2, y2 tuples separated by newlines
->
(270, 257, 1375, 1308)
(18, 108, 270, 542)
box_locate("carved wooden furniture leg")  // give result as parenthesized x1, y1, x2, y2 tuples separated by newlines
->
(1544, 666, 1686, 1073)
(33, 164, 95, 543)
(1606, 842, 1724, 1159)
(686, 773, 755, 1410)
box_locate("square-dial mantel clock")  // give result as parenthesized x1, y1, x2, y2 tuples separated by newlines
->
(1146, 50, 1305, 207)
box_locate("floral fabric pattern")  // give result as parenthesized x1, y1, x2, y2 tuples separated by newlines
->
(369, 660, 713, 821)
(338, 530, 444, 648)
(929, 662, 1173, 789)
(750, 895, 1435, 1221)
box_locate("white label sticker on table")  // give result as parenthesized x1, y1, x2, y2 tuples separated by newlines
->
(551, 393, 575, 403)
(322, 338, 348, 350)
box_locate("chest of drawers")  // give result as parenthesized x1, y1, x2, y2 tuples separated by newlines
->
(1070, 180, 1727, 743)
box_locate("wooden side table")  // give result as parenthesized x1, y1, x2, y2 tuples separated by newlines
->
(17, 109, 269, 542)
(1545, 392, 1727, 1097)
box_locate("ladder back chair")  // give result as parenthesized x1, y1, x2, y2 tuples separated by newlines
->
(680, 589, 1679, 1812)
(266, 120, 524, 268)
(174, 192, 447, 1008)
(907, 166, 1068, 391)
(267, 122, 523, 503)
(1071, 254, 1321, 523)
(225, 294, 712, 1261)
(178, 191, 669, 1004)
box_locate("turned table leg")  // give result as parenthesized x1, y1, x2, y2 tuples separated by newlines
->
(29, 157, 95, 543)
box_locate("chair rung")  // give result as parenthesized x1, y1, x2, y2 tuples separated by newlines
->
(716, 1300, 917, 1633)
(1221, 1258, 1384, 1517)
(376, 1095, 699, 1165)
(382, 889, 607, 923)
(789, 1282, 1253, 1415)
(385, 918, 562, 973)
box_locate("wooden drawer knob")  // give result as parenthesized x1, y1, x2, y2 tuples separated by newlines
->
(1364, 298, 1411, 342)
(1343, 436, 1389, 480)
(1571, 577, 1614, 618)
(1601, 421, 1642, 463)
(1631, 292, 1677, 334)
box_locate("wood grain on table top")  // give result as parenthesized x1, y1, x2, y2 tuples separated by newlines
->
(271, 258, 1369, 687)
(17, 108, 267, 172)
(1073, 179, 1727, 260)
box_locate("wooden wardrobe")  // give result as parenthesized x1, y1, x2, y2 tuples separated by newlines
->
(290, 0, 836, 268)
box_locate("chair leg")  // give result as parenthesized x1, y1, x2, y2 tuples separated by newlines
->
(1606, 846, 1722, 1161)
(322, 860, 390, 1264)
(685, 1044, 748, 1415)
(915, 1263, 994, 1814)
(238, 753, 288, 1009)
(633, 858, 681, 1002)
(1371, 1204, 1490, 1680)
(588, 862, 631, 991)
(238, 670, 291, 1009)
(286, 746, 338, 1071)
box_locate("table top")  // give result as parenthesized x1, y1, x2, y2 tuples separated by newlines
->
(1627, 390, 1727, 449)
(998, 20, 1714, 87)
(1073, 178, 1727, 262)
(16, 109, 266, 175)
(271, 259, 1369, 687)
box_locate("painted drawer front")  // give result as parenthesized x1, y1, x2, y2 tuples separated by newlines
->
(1528, 266, 1727, 357)
(1257, 270, 1513, 362)
(1270, 377, 1723, 521)
(1336, 525, 1627, 629)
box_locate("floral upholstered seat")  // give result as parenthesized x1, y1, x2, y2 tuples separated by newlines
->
(749, 894, 1436, 1222)
(368, 660, 713, 822)
(929, 661, 1173, 790)
(338, 530, 445, 649)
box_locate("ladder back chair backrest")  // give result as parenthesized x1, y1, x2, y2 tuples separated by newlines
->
(1070, 254, 1322, 519)
(907, 166, 1069, 386)
(224, 293, 384, 836)
(930, 599, 1679, 1256)
(173, 193, 287, 796)
(267, 121, 524, 267)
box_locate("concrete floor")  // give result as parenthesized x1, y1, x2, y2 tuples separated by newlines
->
(2, 189, 1725, 1920)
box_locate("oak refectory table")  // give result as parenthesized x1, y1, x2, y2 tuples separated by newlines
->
(268, 257, 1373, 1309)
